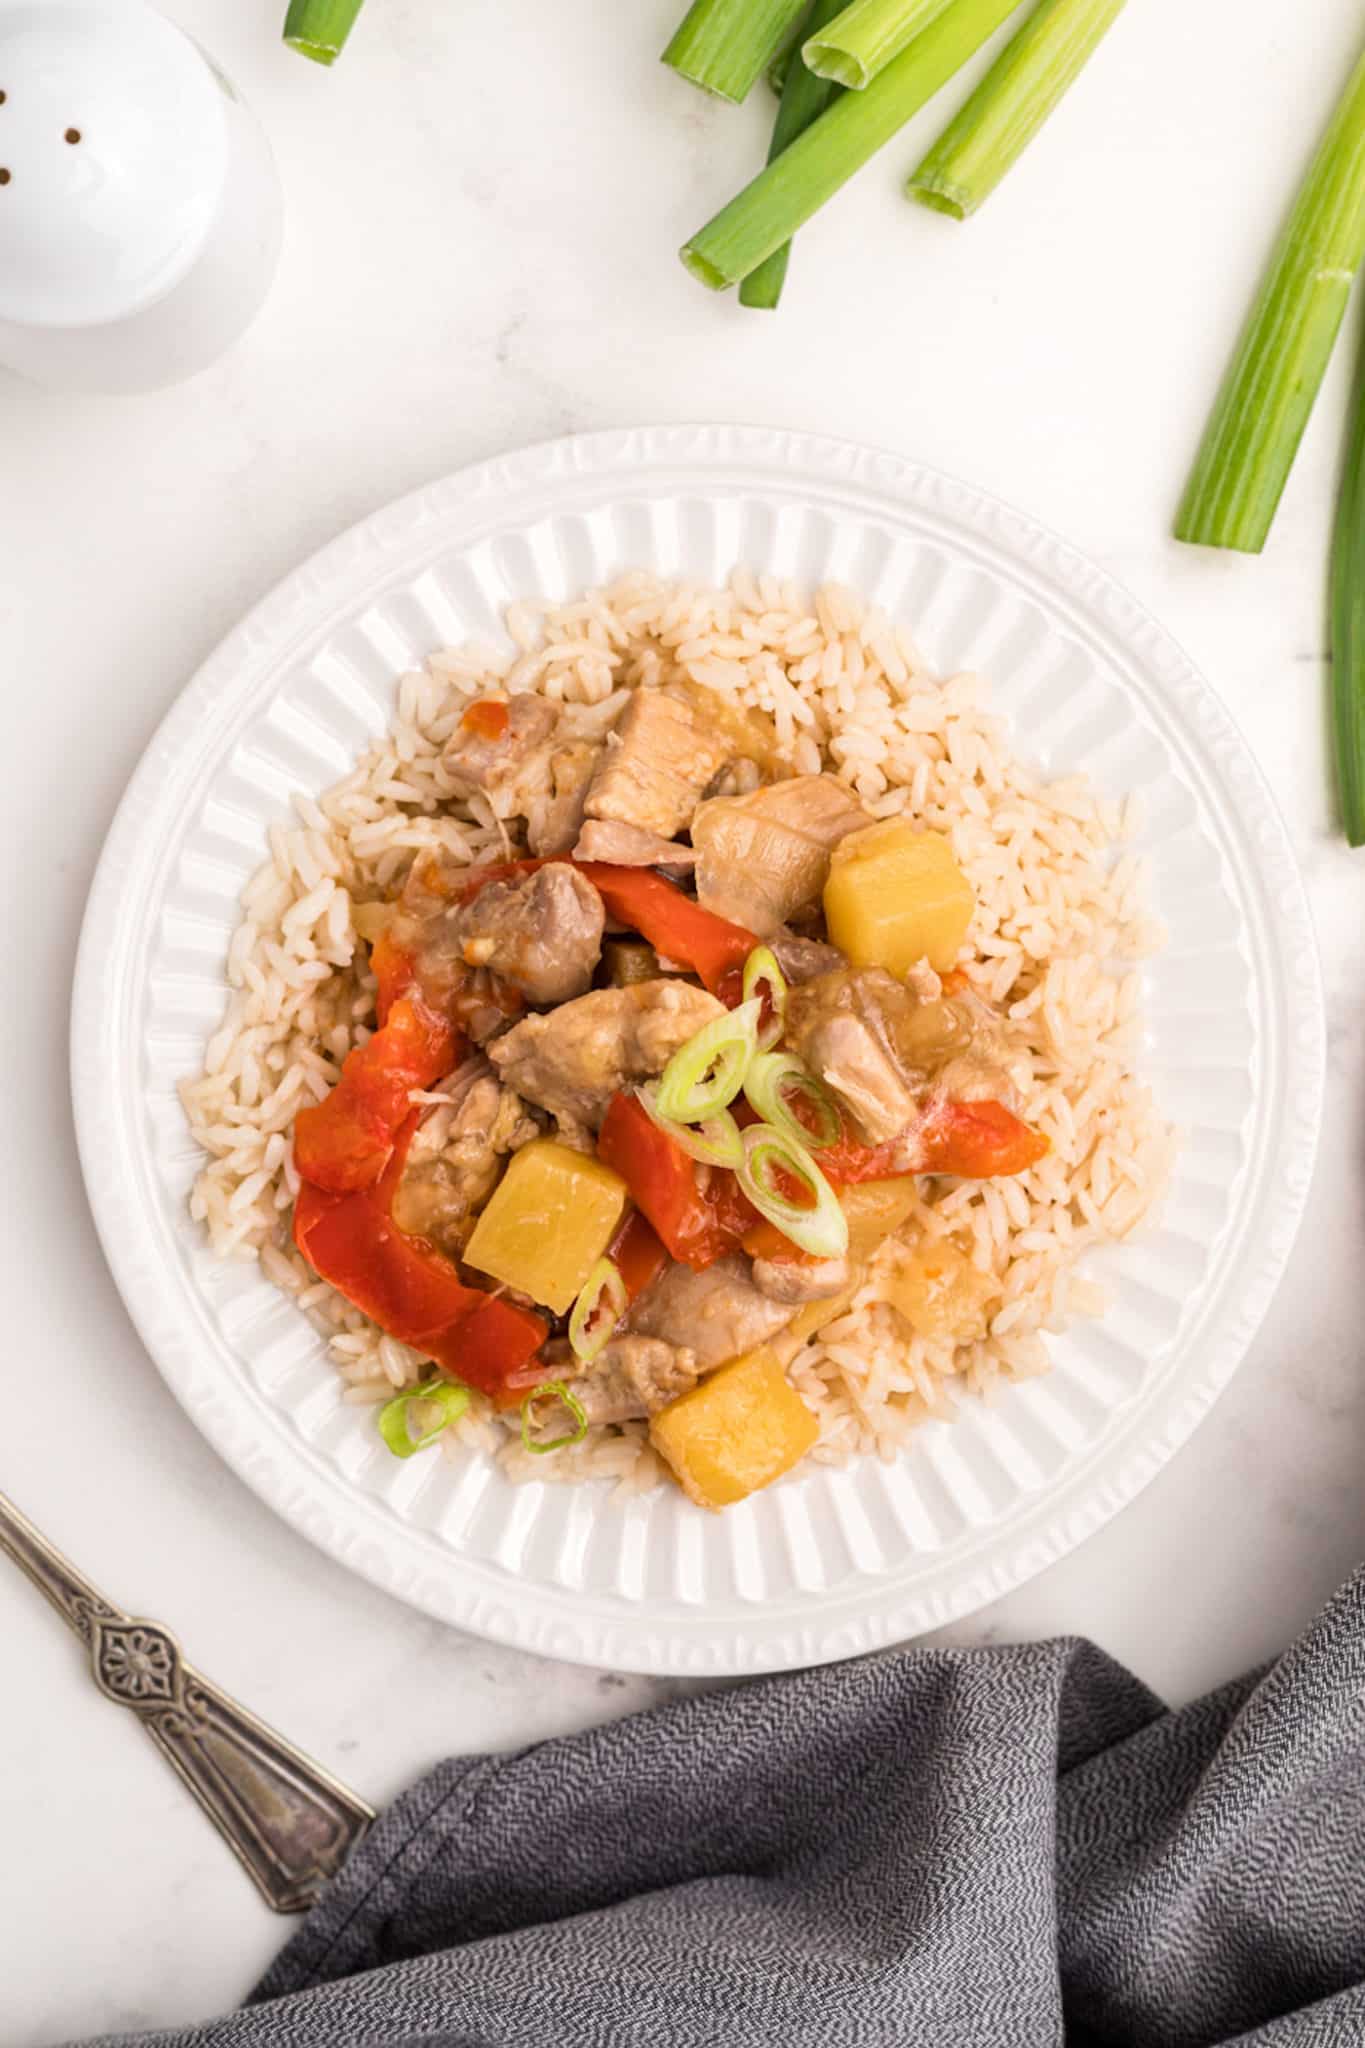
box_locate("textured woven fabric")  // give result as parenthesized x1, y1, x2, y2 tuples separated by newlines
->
(77, 1565, 1365, 2047)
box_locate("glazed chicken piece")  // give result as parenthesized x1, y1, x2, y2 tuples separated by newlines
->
(568, 1335, 700, 1425)
(488, 978, 725, 1128)
(786, 965, 996, 1147)
(443, 694, 559, 816)
(583, 687, 731, 840)
(391, 1069, 539, 1259)
(627, 1255, 797, 1372)
(691, 775, 870, 937)
(455, 863, 604, 1007)
(525, 740, 599, 858)
(751, 1255, 853, 1306)
(572, 817, 696, 874)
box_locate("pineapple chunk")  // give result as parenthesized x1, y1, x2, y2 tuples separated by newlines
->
(882, 1239, 996, 1342)
(824, 822, 975, 976)
(463, 1139, 627, 1315)
(839, 1177, 920, 1259)
(650, 1347, 819, 1511)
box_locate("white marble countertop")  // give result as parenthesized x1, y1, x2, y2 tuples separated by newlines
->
(4, 0, 1365, 2038)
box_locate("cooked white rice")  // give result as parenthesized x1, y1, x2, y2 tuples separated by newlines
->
(182, 570, 1174, 1498)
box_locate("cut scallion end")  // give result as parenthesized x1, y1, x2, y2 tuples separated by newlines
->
(682, 0, 1025, 291)
(379, 1377, 469, 1459)
(1332, 334, 1365, 846)
(569, 1259, 627, 1365)
(743, 1052, 842, 1151)
(804, 0, 953, 90)
(636, 1088, 745, 1168)
(741, 0, 845, 310)
(283, 0, 366, 64)
(1175, 44, 1365, 555)
(663, 0, 811, 103)
(738, 1124, 849, 1258)
(520, 1381, 589, 1457)
(906, 0, 1125, 220)
(656, 997, 761, 1122)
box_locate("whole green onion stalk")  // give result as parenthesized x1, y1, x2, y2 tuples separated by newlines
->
(682, 0, 1026, 292)
(804, 0, 954, 91)
(283, 0, 366, 65)
(741, 0, 847, 310)
(664, 0, 812, 104)
(1331, 333, 1365, 846)
(906, 0, 1126, 219)
(1176, 43, 1365, 555)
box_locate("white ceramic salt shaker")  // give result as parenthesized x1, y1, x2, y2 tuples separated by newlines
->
(0, 0, 283, 392)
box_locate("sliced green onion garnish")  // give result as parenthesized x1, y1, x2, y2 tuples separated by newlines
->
(681, 0, 1024, 291)
(379, 1376, 470, 1459)
(663, 0, 810, 103)
(742, 944, 789, 1048)
(743, 1052, 841, 1150)
(636, 1088, 745, 1167)
(283, 0, 366, 65)
(520, 1380, 589, 1456)
(804, 0, 953, 91)
(1175, 43, 1365, 555)
(740, 0, 847, 311)
(738, 1124, 850, 1258)
(569, 1258, 628, 1365)
(906, 0, 1125, 219)
(656, 997, 762, 1123)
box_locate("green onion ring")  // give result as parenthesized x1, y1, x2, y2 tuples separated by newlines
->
(742, 1050, 841, 1151)
(742, 944, 788, 1051)
(655, 996, 762, 1124)
(379, 1376, 470, 1459)
(520, 1380, 589, 1456)
(569, 1257, 628, 1365)
(635, 1087, 745, 1168)
(738, 1123, 849, 1259)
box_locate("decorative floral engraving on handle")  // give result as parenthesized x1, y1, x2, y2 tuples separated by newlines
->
(0, 1491, 374, 1913)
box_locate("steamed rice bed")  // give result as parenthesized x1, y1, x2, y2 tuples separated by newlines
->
(182, 570, 1173, 1499)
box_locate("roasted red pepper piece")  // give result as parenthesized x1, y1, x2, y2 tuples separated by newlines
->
(293, 996, 458, 1194)
(597, 1093, 753, 1270)
(608, 1208, 670, 1303)
(293, 1114, 547, 1407)
(918, 1097, 1050, 1179)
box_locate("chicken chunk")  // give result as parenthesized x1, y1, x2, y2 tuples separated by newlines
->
(391, 1070, 539, 1258)
(785, 968, 922, 1146)
(692, 775, 870, 937)
(767, 928, 844, 986)
(568, 1336, 700, 1425)
(583, 687, 731, 840)
(525, 741, 599, 858)
(487, 978, 725, 1128)
(751, 1255, 853, 1306)
(455, 863, 603, 1007)
(627, 1256, 797, 1373)
(572, 817, 696, 874)
(443, 694, 558, 816)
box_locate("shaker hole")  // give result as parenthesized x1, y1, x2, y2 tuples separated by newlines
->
(0, 91, 7, 106)
(0, 169, 10, 186)
(65, 128, 81, 144)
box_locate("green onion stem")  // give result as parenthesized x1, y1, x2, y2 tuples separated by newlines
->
(906, 0, 1125, 219)
(521, 1381, 589, 1456)
(741, 0, 847, 310)
(283, 0, 365, 65)
(738, 1125, 849, 1258)
(379, 1377, 469, 1459)
(656, 998, 762, 1123)
(1175, 44, 1365, 555)
(664, 0, 811, 104)
(682, 0, 1025, 291)
(805, 0, 953, 91)
(1332, 330, 1365, 846)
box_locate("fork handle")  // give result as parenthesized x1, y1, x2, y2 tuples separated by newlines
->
(0, 1490, 374, 1913)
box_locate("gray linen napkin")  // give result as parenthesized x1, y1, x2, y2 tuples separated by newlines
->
(76, 1565, 1365, 2047)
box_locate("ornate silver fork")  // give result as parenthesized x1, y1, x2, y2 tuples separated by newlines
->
(0, 1488, 374, 1912)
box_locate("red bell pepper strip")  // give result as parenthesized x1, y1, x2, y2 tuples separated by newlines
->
(293, 1115, 546, 1406)
(608, 1208, 670, 1303)
(458, 858, 757, 999)
(293, 995, 458, 1194)
(597, 1092, 754, 1270)
(821, 1097, 1049, 1185)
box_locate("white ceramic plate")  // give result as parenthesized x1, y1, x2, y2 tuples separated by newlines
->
(72, 426, 1323, 1675)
